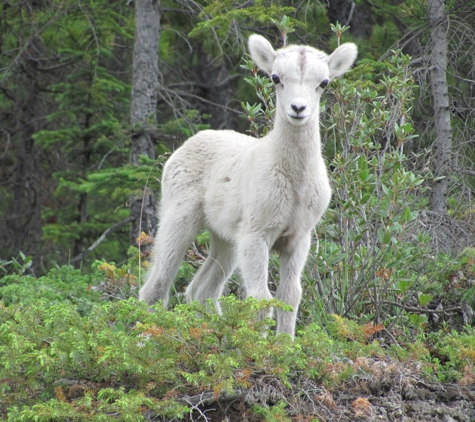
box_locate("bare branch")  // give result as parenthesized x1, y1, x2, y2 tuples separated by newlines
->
(168, 74, 241, 90)
(0, 129, 11, 161)
(383, 301, 462, 314)
(71, 216, 134, 263)
(170, 89, 245, 116)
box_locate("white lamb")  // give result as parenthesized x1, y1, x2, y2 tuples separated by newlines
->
(139, 34, 357, 338)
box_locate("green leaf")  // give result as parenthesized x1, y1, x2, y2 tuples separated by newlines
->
(409, 313, 427, 326)
(395, 279, 412, 294)
(418, 293, 433, 308)
(402, 206, 412, 223)
(328, 253, 347, 266)
(360, 193, 372, 204)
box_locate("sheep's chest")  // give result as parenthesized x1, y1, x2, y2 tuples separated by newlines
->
(293, 178, 330, 228)
(268, 167, 331, 244)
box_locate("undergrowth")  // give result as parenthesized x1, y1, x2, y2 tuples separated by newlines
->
(1, 257, 475, 420)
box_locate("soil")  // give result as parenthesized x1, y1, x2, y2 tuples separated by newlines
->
(178, 360, 475, 422)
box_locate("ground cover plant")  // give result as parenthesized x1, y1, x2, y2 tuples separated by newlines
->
(1, 247, 475, 421)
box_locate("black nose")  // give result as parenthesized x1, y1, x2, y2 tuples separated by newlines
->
(291, 103, 306, 114)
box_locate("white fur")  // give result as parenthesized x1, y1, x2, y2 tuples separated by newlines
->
(139, 35, 357, 338)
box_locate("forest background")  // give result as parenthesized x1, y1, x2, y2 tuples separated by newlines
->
(1, 0, 475, 273)
(2, 0, 475, 420)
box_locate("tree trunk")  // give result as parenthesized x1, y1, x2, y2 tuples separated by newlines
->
(129, 0, 160, 251)
(428, 0, 452, 215)
(199, 52, 232, 130)
(326, 0, 372, 39)
(10, 54, 44, 273)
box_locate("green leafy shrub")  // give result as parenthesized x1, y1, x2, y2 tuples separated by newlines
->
(420, 327, 475, 384)
(1, 261, 474, 420)
(0, 265, 99, 312)
(250, 400, 291, 422)
(0, 294, 392, 420)
(309, 50, 431, 329)
(241, 56, 276, 137)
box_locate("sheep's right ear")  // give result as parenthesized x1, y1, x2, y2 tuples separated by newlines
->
(248, 34, 276, 75)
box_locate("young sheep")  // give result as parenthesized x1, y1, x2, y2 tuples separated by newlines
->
(140, 35, 357, 338)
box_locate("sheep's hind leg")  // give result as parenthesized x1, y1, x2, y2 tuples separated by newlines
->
(275, 234, 311, 338)
(185, 232, 237, 313)
(139, 200, 202, 307)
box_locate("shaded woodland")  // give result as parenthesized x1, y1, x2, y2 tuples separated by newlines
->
(1, 0, 474, 273)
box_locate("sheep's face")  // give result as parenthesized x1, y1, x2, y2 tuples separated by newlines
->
(270, 47, 330, 126)
(248, 35, 358, 127)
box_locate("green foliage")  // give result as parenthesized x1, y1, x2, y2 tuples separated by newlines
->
(432, 248, 475, 294)
(421, 327, 475, 384)
(0, 300, 189, 420)
(251, 400, 291, 422)
(0, 250, 146, 310)
(158, 109, 211, 139)
(23, 1, 212, 270)
(241, 56, 276, 137)
(272, 15, 296, 44)
(369, 22, 402, 54)
(1, 254, 475, 419)
(0, 265, 98, 311)
(0, 251, 33, 276)
(1, 254, 401, 419)
(0, 0, 137, 269)
(190, 1, 298, 39)
(0, 294, 332, 419)
(330, 21, 350, 46)
(303, 51, 432, 329)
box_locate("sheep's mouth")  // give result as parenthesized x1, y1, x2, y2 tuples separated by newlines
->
(287, 114, 309, 124)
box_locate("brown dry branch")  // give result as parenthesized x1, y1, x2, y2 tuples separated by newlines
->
(383, 300, 462, 314)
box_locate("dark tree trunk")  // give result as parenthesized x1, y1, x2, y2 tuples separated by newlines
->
(129, 0, 160, 251)
(199, 52, 232, 130)
(9, 58, 43, 272)
(73, 102, 93, 259)
(326, 0, 372, 39)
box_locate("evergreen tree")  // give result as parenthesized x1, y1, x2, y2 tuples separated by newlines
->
(1, 0, 474, 270)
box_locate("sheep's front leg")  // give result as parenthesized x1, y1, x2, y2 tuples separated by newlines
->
(238, 232, 273, 323)
(275, 233, 311, 338)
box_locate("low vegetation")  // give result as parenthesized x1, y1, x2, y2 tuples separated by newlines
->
(1, 244, 475, 421)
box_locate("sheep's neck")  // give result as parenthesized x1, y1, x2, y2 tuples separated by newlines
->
(270, 116, 323, 173)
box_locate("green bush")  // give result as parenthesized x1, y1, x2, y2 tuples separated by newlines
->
(0, 294, 390, 420)
(0, 265, 99, 311)
(1, 261, 473, 420)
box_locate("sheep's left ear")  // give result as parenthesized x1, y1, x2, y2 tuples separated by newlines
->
(328, 43, 358, 79)
(248, 34, 276, 75)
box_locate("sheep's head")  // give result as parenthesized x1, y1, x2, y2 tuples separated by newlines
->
(249, 34, 357, 126)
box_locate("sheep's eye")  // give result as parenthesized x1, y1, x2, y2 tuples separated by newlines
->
(271, 74, 281, 85)
(319, 79, 329, 89)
